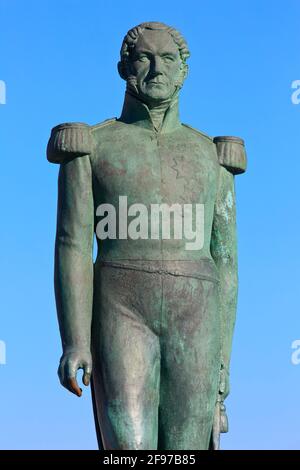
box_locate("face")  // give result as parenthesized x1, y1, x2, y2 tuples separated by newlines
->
(129, 30, 185, 104)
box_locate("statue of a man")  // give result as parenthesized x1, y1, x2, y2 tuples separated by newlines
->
(47, 21, 246, 450)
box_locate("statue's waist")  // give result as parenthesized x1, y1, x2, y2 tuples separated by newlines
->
(95, 238, 212, 260)
(94, 258, 219, 283)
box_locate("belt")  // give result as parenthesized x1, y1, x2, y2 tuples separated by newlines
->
(97, 259, 219, 284)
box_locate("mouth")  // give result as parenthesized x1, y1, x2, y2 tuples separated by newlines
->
(147, 81, 165, 86)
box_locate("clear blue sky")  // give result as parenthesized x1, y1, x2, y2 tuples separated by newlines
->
(0, 0, 299, 450)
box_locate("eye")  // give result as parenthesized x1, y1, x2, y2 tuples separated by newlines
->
(162, 56, 175, 63)
(137, 55, 149, 63)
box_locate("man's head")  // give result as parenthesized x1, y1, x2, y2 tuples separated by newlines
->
(118, 22, 190, 105)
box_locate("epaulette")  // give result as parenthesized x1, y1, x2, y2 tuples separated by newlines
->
(182, 123, 214, 143)
(47, 122, 93, 164)
(213, 136, 247, 175)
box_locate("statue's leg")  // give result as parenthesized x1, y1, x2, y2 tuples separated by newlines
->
(157, 274, 221, 450)
(91, 265, 162, 450)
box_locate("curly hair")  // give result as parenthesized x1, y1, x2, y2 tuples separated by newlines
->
(118, 21, 190, 81)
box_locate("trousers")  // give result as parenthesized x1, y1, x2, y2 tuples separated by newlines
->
(91, 261, 221, 450)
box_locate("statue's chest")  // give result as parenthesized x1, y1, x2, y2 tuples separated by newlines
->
(93, 131, 218, 206)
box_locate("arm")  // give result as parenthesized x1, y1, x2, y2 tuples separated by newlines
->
(210, 136, 246, 448)
(210, 165, 238, 395)
(211, 135, 246, 395)
(48, 123, 94, 396)
(55, 155, 94, 396)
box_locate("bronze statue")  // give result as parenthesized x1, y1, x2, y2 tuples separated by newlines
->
(47, 21, 246, 450)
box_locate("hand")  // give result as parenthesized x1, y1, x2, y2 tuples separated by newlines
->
(211, 394, 229, 449)
(58, 348, 92, 397)
(219, 365, 230, 400)
(218, 365, 229, 435)
(211, 365, 230, 449)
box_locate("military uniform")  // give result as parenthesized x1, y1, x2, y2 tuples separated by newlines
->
(47, 91, 246, 449)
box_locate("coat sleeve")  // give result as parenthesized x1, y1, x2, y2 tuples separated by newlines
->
(210, 136, 247, 379)
(48, 123, 94, 352)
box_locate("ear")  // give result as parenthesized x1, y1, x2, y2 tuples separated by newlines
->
(181, 62, 189, 80)
(117, 61, 127, 81)
(176, 62, 188, 88)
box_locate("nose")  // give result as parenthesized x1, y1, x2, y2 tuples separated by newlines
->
(150, 56, 164, 76)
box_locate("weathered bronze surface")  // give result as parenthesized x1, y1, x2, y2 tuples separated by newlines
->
(47, 21, 247, 450)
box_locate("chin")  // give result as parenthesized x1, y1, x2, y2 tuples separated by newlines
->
(148, 94, 169, 102)
(142, 90, 173, 103)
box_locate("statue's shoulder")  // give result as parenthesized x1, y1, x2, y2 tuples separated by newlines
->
(181, 124, 247, 175)
(47, 118, 117, 164)
(213, 136, 247, 175)
(47, 122, 92, 164)
(181, 123, 214, 144)
(91, 117, 117, 134)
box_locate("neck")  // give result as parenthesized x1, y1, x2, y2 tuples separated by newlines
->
(147, 99, 172, 131)
(119, 87, 181, 133)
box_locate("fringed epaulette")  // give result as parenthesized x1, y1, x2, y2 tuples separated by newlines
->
(47, 122, 93, 164)
(213, 136, 247, 175)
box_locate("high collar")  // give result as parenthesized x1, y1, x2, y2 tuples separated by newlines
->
(118, 91, 181, 133)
